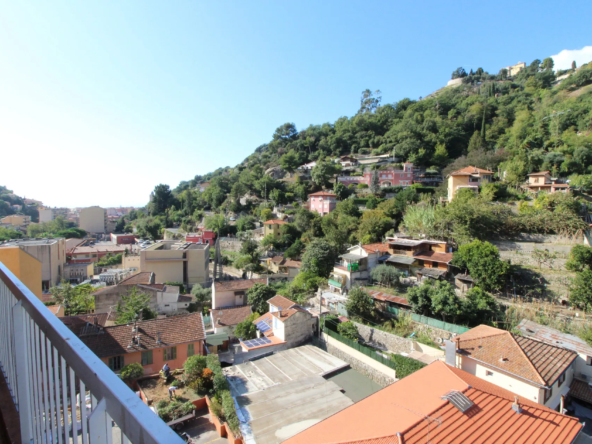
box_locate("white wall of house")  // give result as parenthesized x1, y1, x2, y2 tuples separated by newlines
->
(574, 354, 592, 380)
(212, 288, 246, 309)
(543, 364, 574, 410)
(273, 316, 285, 341)
(458, 356, 541, 404)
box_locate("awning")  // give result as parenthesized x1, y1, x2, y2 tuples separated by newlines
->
(206, 333, 229, 347)
(339, 253, 364, 261)
(385, 255, 416, 265)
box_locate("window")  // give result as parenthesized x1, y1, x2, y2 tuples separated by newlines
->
(108, 356, 124, 371)
(141, 351, 153, 366)
(187, 343, 195, 357)
(558, 372, 566, 387)
(587, 356, 592, 366)
(163, 347, 177, 361)
(486, 370, 494, 377)
(469, 177, 479, 183)
(544, 387, 553, 403)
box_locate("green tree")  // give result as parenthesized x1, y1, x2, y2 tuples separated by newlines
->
(204, 214, 228, 235)
(370, 264, 402, 288)
(359, 89, 382, 114)
(572, 60, 577, 70)
(570, 269, 592, 311)
(50, 282, 94, 316)
(451, 67, 467, 79)
(120, 363, 144, 381)
(542, 57, 554, 70)
(430, 281, 462, 323)
(246, 283, 276, 314)
(280, 150, 300, 175)
(236, 215, 256, 232)
(114, 217, 126, 233)
(462, 287, 500, 326)
(260, 209, 273, 221)
(565, 245, 592, 272)
(150, 184, 174, 216)
(407, 282, 433, 316)
(370, 170, 380, 194)
(333, 181, 348, 200)
(300, 238, 337, 278)
(115, 287, 157, 325)
(184, 355, 208, 383)
(284, 239, 304, 259)
(191, 284, 212, 310)
(345, 287, 374, 320)
(311, 161, 341, 187)
(356, 209, 392, 243)
(337, 321, 359, 341)
(234, 312, 260, 340)
(452, 240, 509, 291)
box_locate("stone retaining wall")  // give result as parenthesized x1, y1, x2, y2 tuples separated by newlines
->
(353, 322, 413, 354)
(313, 336, 396, 387)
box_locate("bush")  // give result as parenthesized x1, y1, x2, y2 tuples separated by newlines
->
(170, 380, 180, 388)
(337, 321, 359, 341)
(119, 362, 144, 381)
(391, 354, 426, 378)
(156, 400, 168, 409)
(184, 355, 207, 383)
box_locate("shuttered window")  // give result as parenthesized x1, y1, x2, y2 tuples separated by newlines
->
(141, 351, 153, 366)
(163, 347, 177, 361)
(187, 343, 195, 357)
(108, 356, 124, 371)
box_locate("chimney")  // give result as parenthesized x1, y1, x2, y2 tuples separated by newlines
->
(560, 395, 565, 414)
(444, 340, 456, 367)
(512, 397, 522, 414)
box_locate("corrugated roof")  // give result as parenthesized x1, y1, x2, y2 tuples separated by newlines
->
(285, 361, 582, 444)
(455, 325, 577, 386)
(516, 319, 592, 357)
(385, 255, 416, 265)
(413, 250, 453, 263)
(362, 288, 409, 307)
(417, 267, 447, 278)
(118, 272, 154, 286)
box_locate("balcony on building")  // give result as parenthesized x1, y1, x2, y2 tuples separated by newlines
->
(0, 262, 184, 444)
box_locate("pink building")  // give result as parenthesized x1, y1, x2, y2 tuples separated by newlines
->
(308, 191, 338, 216)
(338, 162, 414, 188)
(186, 230, 216, 246)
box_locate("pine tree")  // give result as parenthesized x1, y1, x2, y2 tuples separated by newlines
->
(572, 60, 577, 71)
(370, 169, 380, 194)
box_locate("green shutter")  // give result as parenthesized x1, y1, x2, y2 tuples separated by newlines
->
(142, 351, 153, 366)
(187, 343, 194, 357)
(172, 347, 177, 360)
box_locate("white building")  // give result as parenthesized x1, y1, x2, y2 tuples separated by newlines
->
(449, 325, 577, 410)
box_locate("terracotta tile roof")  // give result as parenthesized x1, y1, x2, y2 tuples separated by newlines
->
(308, 191, 337, 197)
(80, 313, 205, 358)
(270, 256, 284, 264)
(361, 243, 389, 254)
(413, 250, 453, 263)
(267, 295, 296, 309)
(214, 278, 267, 292)
(449, 166, 494, 176)
(211, 305, 252, 327)
(70, 245, 128, 254)
(528, 171, 551, 176)
(177, 295, 193, 303)
(362, 288, 409, 307)
(569, 378, 592, 404)
(454, 325, 577, 386)
(263, 219, 287, 225)
(118, 272, 154, 286)
(137, 283, 166, 291)
(516, 319, 592, 357)
(271, 306, 309, 322)
(60, 313, 109, 336)
(284, 361, 582, 444)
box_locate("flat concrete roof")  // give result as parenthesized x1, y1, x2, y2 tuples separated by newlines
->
(224, 346, 353, 444)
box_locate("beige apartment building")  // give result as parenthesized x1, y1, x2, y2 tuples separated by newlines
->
(38, 207, 69, 223)
(138, 240, 209, 287)
(0, 246, 42, 298)
(0, 214, 31, 231)
(79, 206, 107, 233)
(0, 238, 66, 290)
(447, 166, 493, 201)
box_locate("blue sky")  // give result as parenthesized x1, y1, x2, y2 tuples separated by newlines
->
(1, 1, 591, 208)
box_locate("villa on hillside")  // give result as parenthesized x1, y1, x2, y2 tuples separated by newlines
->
(447, 165, 493, 201)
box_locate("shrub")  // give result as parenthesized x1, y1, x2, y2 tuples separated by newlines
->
(337, 321, 359, 341)
(156, 400, 168, 409)
(170, 380, 180, 388)
(184, 355, 207, 383)
(391, 354, 426, 378)
(119, 363, 144, 381)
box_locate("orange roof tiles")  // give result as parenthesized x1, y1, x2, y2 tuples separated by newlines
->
(80, 313, 206, 358)
(118, 272, 154, 286)
(263, 219, 287, 225)
(214, 278, 267, 292)
(211, 305, 252, 327)
(285, 361, 582, 444)
(361, 243, 389, 254)
(454, 325, 577, 386)
(271, 306, 309, 322)
(449, 166, 494, 176)
(267, 294, 296, 310)
(283, 260, 302, 268)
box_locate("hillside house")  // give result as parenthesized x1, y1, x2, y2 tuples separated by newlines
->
(526, 171, 570, 194)
(211, 278, 267, 309)
(451, 325, 578, 410)
(447, 166, 493, 201)
(78, 313, 206, 375)
(382, 236, 453, 277)
(308, 191, 338, 216)
(210, 305, 253, 337)
(263, 219, 287, 239)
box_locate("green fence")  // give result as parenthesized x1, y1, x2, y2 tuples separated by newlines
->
(385, 306, 469, 334)
(324, 328, 397, 371)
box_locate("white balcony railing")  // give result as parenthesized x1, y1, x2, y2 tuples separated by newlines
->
(0, 262, 184, 444)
